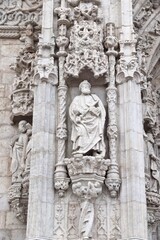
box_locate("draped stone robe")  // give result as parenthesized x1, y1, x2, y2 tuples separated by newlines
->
(69, 93, 106, 157)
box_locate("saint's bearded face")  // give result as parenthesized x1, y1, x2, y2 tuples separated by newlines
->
(80, 84, 91, 95)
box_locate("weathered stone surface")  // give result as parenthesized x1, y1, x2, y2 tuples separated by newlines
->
(0, 0, 159, 240)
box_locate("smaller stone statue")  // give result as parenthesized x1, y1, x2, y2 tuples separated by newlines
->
(69, 80, 106, 157)
(20, 22, 37, 53)
(10, 120, 31, 183)
(147, 132, 160, 193)
(25, 127, 32, 172)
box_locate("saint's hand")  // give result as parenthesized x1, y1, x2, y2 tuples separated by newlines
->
(90, 106, 100, 116)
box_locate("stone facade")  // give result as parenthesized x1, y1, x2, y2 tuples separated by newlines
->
(0, 0, 159, 240)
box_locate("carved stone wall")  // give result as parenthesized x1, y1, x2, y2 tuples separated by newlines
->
(0, 39, 27, 240)
(0, 0, 159, 240)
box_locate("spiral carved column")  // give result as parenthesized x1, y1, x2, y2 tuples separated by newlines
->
(54, 2, 70, 197)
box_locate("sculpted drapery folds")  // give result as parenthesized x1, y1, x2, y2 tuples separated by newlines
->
(69, 80, 106, 157)
(10, 120, 32, 183)
(147, 132, 160, 193)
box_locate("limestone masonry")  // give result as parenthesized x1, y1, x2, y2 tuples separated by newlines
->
(0, 0, 160, 240)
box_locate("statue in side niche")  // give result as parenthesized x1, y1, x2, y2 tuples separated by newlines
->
(69, 80, 106, 157)
(10, 120, 31, 183)
(147, 131, 160, 193)
(20, 22, 37, 53)
(25, 127, 32, 172)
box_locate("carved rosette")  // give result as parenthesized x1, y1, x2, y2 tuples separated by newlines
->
(65, 156, 110, 239)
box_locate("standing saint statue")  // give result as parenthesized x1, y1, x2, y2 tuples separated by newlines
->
(147, 132, 160, 193)
(69, 80, 106, 157)
(10, 120, 31, 183)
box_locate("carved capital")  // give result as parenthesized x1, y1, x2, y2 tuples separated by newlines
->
(35, 63, 58, 85)
(116, 58, 142, 84)
(65, 156, 110, 177)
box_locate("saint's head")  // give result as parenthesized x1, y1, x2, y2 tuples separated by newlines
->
(79, 80, 91, 95)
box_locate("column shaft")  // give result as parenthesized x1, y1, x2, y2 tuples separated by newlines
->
(118, 80, 147, 239)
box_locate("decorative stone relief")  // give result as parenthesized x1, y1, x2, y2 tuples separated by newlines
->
(148, 208, 160, 240)
(10, 22, 38, 121)
(67, 202, 79, 239)
(53, 202, 66, 239)
(109, 204, 121, 240)
(149, 20, 160, 36)
(133, 1, 154, 29)
(142, 79, 158, 131)
(142, 79, 160, 207)
(0, 1, 42, 38)
(8, 120, 32, 223)
(64, 2, 108, 79)
(0, 0, 42, 26)
(137, 33, 155, 66)
(96, 203, 107, 239)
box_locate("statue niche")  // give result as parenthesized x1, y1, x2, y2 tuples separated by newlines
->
(8, 120, 32, 223)
(10, 120, 31, 183)
(65, 80, 110, 240)
(69, 80, 106, 157)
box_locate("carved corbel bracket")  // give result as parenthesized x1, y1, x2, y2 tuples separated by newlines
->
(34, 36, 58, 86)
(54, 163, 70, 197)
(11, 89, 34, 120)
(8, 182, 27, 223)
(105, 164, 121, 198)
(65, 156, 110, 239)
(64, 156, 110, 198)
